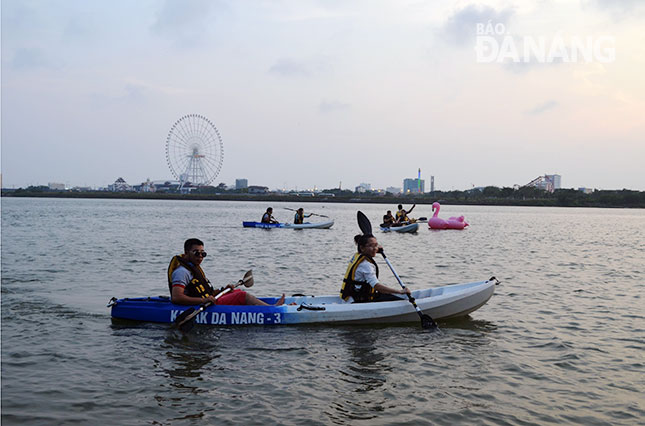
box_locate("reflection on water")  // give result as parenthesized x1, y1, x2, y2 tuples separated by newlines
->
(331, 328, 390, 421)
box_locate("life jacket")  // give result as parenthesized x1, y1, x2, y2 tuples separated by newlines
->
(294, 212, 303, 224)
(261, 213, 271, 223)
(167, 255, 217, 298)
(340, 253, 379, 302)
(396, 209, 408, 222)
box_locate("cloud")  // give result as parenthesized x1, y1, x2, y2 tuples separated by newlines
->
(10, 48, 52, 70)
(440, 4, 514, 46)
(318, 100, 350, 113)
(268, 58, 310, 77)
(150, 0, 217, 46)
(526, 100, 559, 115)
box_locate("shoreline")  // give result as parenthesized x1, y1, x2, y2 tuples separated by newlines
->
(2, 190, 644, 208)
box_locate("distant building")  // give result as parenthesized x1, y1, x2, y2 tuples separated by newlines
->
(248, 185, 268, 194)
(430, 176, 435, 193)
(355, 183, 371, 193)
(236, 179, 248, 190)
(386, 187, 401, 194)
(579, 187, 594, 194)
(109, 177, 133, 192)
(403, 178, 424, 194)
(48, 182, 66, 191)
(140, 179, 156, 193)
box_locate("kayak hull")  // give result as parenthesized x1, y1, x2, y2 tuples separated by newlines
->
(380, 223, 419, 233)
(243, 221, 334, 229)
(109, 279, 496, 326)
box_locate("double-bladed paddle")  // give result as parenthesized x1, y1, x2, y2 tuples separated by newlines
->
(356, 211, 438, 330)
(174, 270, 254, 332)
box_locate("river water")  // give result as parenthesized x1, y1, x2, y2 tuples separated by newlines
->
(1, 198, 643, 425)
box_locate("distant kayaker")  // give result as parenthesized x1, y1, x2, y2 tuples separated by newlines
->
(261, 207, 279, 224)
(293, 208, 313, 224)
(395, 204, 416, 223)
(168, 238, 285, 306)
(381, 210, 395, 227)
(340, 234, 411, 303)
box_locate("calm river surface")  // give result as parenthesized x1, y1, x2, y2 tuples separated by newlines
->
(1, 198, 643, 425)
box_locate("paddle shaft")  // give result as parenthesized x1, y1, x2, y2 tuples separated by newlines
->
(176, 271, 253, 330)
(176, 287, 231, 329)
(380, 251, 437, 329)
(283, 207, 329, 218)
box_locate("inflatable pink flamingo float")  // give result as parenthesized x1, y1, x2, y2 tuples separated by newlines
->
(428, 202, 469, 230)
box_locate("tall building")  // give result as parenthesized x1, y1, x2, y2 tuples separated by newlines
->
(430, 176, 435, 193)
(403, 178, 425, 193)
(235, 179, 248, 190)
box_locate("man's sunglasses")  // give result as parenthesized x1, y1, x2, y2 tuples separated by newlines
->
(191, 250, 208, 258)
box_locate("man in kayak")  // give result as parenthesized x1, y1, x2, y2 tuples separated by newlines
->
(381, 210, 396, 227)
(395, 204, 416, 223)
(261, 207, 279, 224)
(293, 207, 313, 224)
(340, 234, 411, 303)
(169, 238, 285, 306)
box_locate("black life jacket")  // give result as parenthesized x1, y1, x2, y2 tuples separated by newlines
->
(340, 253, 379, 302)
(294, 212, 303, 224)
(167, 255, 217, 298)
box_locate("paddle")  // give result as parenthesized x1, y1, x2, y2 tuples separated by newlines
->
(356, 211, 438, 330)
(174, 270, 254, 332)
(283, 207, 329, 218)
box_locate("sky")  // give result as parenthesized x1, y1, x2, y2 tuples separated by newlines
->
(1, 0, 644, 191)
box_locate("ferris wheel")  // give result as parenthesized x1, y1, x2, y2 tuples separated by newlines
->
(165, 114, 224, 187)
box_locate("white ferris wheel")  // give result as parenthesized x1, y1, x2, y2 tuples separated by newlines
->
(165, 114, 224, 187)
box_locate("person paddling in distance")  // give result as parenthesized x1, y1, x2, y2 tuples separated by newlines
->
(340, 234, 411, 303)
(293, 207, 313, 224)
(261, 207, 279, 224)
(381, 210, 396, 227)
(169, 238, 285, 306)
(395, 203, 416, 224)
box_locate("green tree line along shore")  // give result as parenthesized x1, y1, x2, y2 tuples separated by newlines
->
(3, 186, 644, 208)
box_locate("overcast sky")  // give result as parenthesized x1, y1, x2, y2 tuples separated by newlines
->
(2, 0, 644, 191)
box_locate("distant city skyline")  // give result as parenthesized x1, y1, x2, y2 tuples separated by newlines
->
(2, 1, 644, 191)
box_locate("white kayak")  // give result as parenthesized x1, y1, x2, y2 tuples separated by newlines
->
(380, 222, 419, 233)
(109, 278, 497, 326)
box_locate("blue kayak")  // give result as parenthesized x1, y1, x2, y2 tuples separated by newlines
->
(108, 279, 497, 326)
(243, 220, 334, 229)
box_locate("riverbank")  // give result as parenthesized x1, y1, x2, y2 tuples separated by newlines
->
(2, 188, 644, 208)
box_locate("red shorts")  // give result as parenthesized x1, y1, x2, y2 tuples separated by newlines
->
(217, 289, 246, 305)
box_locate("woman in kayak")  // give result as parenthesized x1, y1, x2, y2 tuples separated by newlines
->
(340, 234, 411, 303)
(293, 208, 313, 224)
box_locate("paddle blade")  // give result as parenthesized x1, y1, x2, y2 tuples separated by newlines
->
(357, 211, 373, 236)
(239, 270, 254, 288)
(174, 307, 196, 326)
(420, 314, 438, 330)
